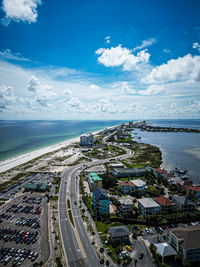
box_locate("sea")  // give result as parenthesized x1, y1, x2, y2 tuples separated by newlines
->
(133, 119, 200, 184)
(0, 119, 200, 184)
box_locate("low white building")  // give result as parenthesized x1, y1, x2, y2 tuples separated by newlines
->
(138, 198, 160, 217)
(110, 163, 124, 169)
(130, 179, 147, 191)
(119, 198, 133, 213)
(80, 133, 94, 146)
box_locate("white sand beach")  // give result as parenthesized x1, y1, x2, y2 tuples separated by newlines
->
(0, 129, 104, 174)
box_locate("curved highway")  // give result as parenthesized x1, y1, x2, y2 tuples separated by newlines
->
(59, 136, 132, 266)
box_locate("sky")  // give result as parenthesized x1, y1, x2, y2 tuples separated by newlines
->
(0, 0, 200, 120)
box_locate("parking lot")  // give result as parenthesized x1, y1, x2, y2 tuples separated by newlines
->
(0, 193, 50, 266)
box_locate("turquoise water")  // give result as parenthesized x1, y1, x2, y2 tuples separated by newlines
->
(0, 120, 125, 161)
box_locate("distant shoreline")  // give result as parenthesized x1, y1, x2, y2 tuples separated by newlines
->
(0, 125, 118, 173)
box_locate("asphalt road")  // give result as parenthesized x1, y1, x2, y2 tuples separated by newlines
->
(59, 138, 133, 267)
(59, 167, 86, 267)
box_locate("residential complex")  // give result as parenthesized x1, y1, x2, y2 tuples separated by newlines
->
(92, 187, 110, 216)
(108, 226, 130, 245)
(138, 198, 160, 217)
(154, 196, 174, 213)
(80, 133, 94, 146)
(113, 167, 146, 178)
(172, 195, 196, 212)
(119, 198, 133, 214)
(167, 225, 200, 263)
(88, 172, 103, 191)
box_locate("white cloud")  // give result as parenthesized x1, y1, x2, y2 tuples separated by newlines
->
(1, 0, 41, 25)
(143, 54, 200, 84)
(133, 38, 156, 51)
(139, 84, 164, 95)
(163, 49, 171, 53)
(192, 42, 200, 52)
(96, 99, 117, 113)
(95, 45, 150, 71)
(63, 89, 72, 95)
(0, 49, 30, 61)
(112, 81, 136, 95)
(26, 75, 40, 92)
(89, 84, 101, 90)
(105, 36, 111, 44)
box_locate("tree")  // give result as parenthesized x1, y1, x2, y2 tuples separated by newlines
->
(92, 231, 95, 243)
(134, 258, 138, 267)
(106, 260, 110, 266)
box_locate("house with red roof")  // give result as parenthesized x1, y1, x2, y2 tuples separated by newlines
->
(154, 196, 175, 213)
(184, 185, 200, 199)
(118, 181, 135, 194)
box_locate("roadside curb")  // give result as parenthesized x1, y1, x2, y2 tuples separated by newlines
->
(43, 203, 52, 267)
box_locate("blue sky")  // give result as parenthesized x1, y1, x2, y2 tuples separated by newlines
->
(0, 0, 200, 119)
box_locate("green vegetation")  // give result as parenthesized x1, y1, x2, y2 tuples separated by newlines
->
(0, 172, 30, 193)
(52, 176, 61, 194)
(51, 195, 58, 201)
(55, 257, 63, 267)
(67, 199, 71, 209)
(121, 142, 162, 168)
(68, 156, 92, 166)
(68, 209, 75, 227)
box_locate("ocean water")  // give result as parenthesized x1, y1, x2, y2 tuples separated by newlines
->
(0, 120, 125, 161)
(1, 119, 200, 184)
(133, 119, 200, 184)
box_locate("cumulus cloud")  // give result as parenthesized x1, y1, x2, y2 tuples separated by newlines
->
(26, 75, 56, 97)
(26, 75, 40, 92)
(192, 42, 200, 52)
(139, 84, 164, 95)
(112, 81, 136, 95)
(143, 54, 200, 84)
(96, 99, 117, 113)
(95, 45, 150, 71)
(105, 36, 111, 44)
(133, 38, 156, 51)
(1, 0, 41, 26)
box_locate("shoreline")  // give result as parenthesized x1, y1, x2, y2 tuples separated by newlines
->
(0, 125, 118, 174)
(0, 129, 103, 174)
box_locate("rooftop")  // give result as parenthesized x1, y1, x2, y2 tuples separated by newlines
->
(93, 187, 109, 201)
(155, 243, 177, 257)
(138, 198, 160, 208)
(119, 198, 133, 205)
(172, 195, 196, 206)
(130, 179, 146, 187)
(89, 172, 103, 181)
(118, 181, 135, 187)
(185, 185, 200, 192)
(108, 226, 130, 238)
(154, 197, 173, 206)
(170, 225, 200, 250)
(154, 168, 165, 173)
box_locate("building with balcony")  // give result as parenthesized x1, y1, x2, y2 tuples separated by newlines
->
(92, 188, 110, 216)
(154, 197, 175, 213)
(138, 198, 160, 217)
(88, 172, 103, 191)
(119, 198, 133, 214)
(167, 225, 200, 264)
(108, 226, 130, 245)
